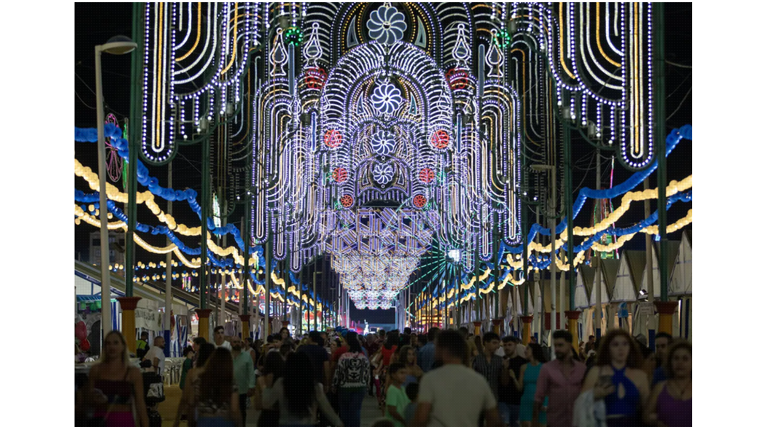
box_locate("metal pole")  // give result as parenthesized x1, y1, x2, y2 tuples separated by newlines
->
(476, 244, 481, 323)
(456, 265, 461, 329)
(200, 137, 210, 311)
(337, 276, 341, 328)
(95, 45, 112, 338)
(564, 121, 575, 311)
(125, 2, 144, 297)
(164, 161, 173, 357)
(550, 166, 557, 355)
(243, 199, 250, 316)
(522, 201, 529, 317)
(559, 260, 565, 329)
(535, 201, 541, 340)
(645, 178, 653, 300)
(322, 256, 327, 329)
(654, 2, 669, 302)
(214, 238, 220, 326)
(264, 240, 271, 337)
(443, 272, 447, 329)
(494, 229, 500, 325)
(238, 221, 244, 318)
(219, 199, 227, 328)
(346, 287, 351, 329)
(595, 149, 602, 338)
(298, 269, 303, 333)
(312, 266, 317, 331)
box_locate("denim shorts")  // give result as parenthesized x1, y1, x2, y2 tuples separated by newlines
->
(497, 403, 520, 427)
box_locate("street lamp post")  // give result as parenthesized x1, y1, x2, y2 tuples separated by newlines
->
(95, 36, 137, 344)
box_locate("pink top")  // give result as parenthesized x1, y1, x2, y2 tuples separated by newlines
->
(533, 359, 587, 427)
(657, 384, 692, 427)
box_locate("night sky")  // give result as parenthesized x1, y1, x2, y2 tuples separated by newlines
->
(75, 3, 692, 326)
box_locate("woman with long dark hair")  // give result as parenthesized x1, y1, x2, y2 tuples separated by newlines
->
(262, 351, 343, 426)
(397, 345, 423, 387)
(332, 332, 371, 427)
(514, 343, 549, 427)
(189, 347, 242, 427)
(84, 330, 150, 427)
(644, 340, 691, 427)
(582, 329, 651, 427)
(173, 343, 215, 427)
(254, 352, 285, 427)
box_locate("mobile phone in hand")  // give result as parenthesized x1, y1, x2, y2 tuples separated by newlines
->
(598, 374, 613, 388)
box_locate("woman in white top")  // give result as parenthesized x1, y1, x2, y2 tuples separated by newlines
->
(262, 351, 343, 427)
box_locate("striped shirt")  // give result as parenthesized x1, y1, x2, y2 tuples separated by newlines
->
(472, 354, 503, 399)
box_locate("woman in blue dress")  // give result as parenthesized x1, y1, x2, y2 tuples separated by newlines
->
(512, 343, 548, 427)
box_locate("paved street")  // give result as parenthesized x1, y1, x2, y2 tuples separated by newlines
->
(158, 384, 385, 426)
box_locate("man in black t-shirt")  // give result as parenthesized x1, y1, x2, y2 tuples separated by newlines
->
(296, 331, 330, 384)
(498, 336, 527, 427)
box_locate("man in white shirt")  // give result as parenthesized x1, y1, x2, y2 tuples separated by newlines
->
(412, 330, 502, 427)
(143, 336, 166, 374)
(213, 326, 232, 350)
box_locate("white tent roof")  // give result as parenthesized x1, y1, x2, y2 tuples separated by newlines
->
(574, 267, 591, 309)
(670, 231, 692, 296)
(612, 251, 645, 302)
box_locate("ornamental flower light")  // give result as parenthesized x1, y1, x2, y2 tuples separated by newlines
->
(373, 163, 394, 185)
(371, 82, 403, 115)
(367, 3, 407, 44)
(371, 131, 396, 156)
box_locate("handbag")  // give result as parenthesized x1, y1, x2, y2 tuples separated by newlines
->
(143, 371, 165, 402)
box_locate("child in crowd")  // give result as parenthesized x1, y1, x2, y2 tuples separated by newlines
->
(403, 382, 420, 426)
(384, 363, 410, 427)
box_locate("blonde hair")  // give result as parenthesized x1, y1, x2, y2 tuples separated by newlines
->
(100, 330, 131, 365)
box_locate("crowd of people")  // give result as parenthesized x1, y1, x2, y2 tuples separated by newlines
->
(77, 324, 691, 427)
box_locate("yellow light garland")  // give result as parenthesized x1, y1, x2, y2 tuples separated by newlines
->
(460, 268, 492, 290)
(76, 205, 258, 270)
(530, 175, 692, 253)
(75, 159, 192, 234)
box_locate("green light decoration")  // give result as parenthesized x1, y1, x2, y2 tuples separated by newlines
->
(600, 234, 614, 259)
(284, 26, 304, 46)
(495, 28, 511, 49)
(212, 193, 223, 228)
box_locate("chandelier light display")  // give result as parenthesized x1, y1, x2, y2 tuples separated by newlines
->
(333, 253, 419, 309)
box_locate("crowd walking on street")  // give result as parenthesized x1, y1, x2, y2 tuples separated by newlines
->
(77, 325, 691, 427)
